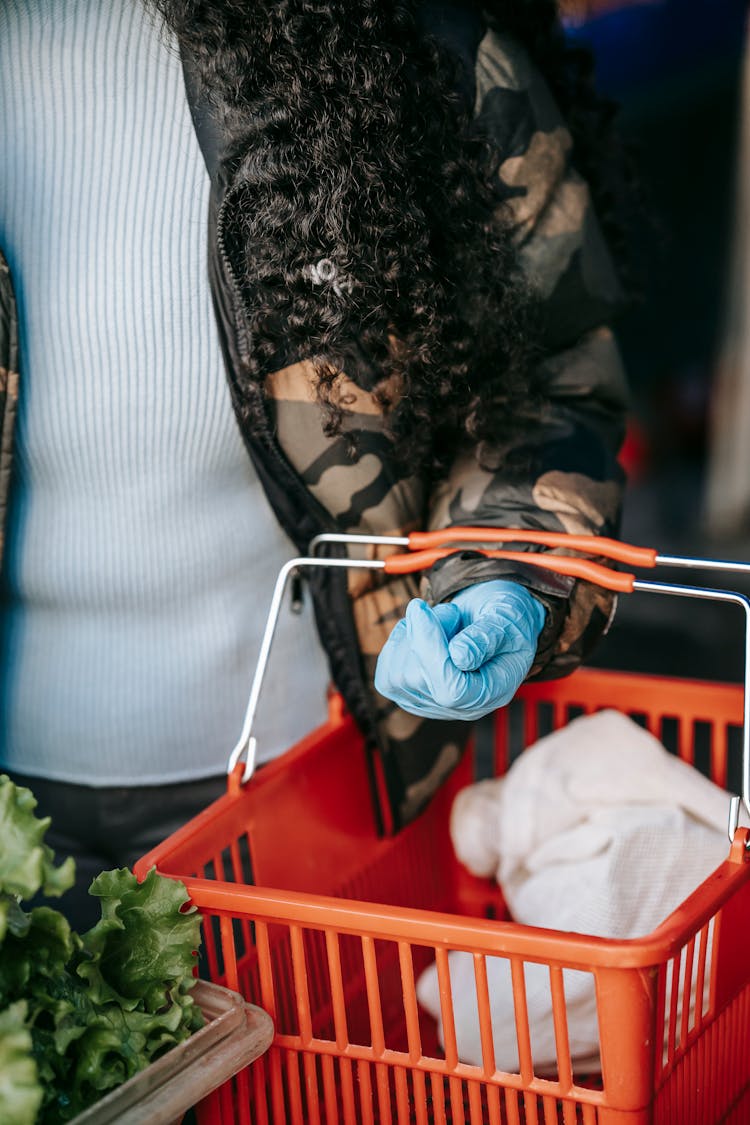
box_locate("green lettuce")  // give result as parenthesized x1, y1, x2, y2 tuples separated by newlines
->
(0, 1003, 43, 1125)
(0, 778, 75, 904)
(0, 775, 203, 1124)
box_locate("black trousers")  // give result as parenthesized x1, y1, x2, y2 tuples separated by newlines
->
(4, 769, 227, 932)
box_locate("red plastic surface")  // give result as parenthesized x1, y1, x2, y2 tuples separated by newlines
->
(136, 669, 750, 1124)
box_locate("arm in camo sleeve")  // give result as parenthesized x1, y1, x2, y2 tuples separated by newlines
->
(421, 28, 629, 679)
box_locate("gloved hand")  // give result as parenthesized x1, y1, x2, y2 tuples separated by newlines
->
(374, 580, 546, 721)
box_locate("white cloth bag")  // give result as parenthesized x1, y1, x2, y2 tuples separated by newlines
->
(416, 710, 731, 1073)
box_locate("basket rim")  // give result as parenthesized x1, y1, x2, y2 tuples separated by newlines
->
(149, 828, 749, 972)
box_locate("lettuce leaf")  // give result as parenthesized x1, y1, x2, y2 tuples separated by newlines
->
(0, 1002, 43, 1125)
(0, 777, 75, 901)
(77, 867, 202, 1012)
(0, 778, 204, 1124)
(0, 907, 79, 1011)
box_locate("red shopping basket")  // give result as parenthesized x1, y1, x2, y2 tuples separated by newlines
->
(136, 531, 750, 1125)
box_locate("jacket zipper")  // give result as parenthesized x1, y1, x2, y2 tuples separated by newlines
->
(215, 187, 341, 535)
(214, 184, 383, 744)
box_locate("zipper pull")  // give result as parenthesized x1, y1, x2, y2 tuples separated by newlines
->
(289, 568, 304, 615)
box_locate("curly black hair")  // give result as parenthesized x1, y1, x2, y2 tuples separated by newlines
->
(153, 1, 630, 475)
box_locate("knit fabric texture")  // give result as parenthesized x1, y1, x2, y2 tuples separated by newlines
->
(0, 0, 329, 784)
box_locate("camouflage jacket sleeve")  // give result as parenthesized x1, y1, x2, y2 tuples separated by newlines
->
(421, 29, 629, 679)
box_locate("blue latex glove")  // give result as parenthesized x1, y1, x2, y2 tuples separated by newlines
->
(374, 580, 546, 721)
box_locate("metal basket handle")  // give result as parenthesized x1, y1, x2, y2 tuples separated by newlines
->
(227, 531, 750, 844)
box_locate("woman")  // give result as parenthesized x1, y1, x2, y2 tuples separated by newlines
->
(0, 0, 628, 924)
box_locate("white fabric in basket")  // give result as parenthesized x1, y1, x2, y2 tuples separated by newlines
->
(416, 709, 732, 1074)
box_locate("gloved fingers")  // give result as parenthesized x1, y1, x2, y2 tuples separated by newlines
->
(448, 606, 535, 672)
(375, 598, 440, 693)
(374, 593, 537, 721)
(375, 599, 461, 712)
(402, 603, 508, 715)
(447, 582, 546, 673)
(448, 611, 508, 672)
(403, 600, 465, 709)
(468, 647, 535, 711)
(432, 601, 463, 641)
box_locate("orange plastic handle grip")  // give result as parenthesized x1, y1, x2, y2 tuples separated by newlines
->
(407, 527, 657, 569)
(384, 547, 635, 593)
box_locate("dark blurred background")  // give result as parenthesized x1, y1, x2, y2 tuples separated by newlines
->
(562, 0, 750, 682)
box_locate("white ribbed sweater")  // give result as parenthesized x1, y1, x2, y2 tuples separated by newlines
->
(0, 0, 329, 784)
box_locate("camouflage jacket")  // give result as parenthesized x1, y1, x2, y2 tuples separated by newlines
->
(0, 20, 627, 829)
